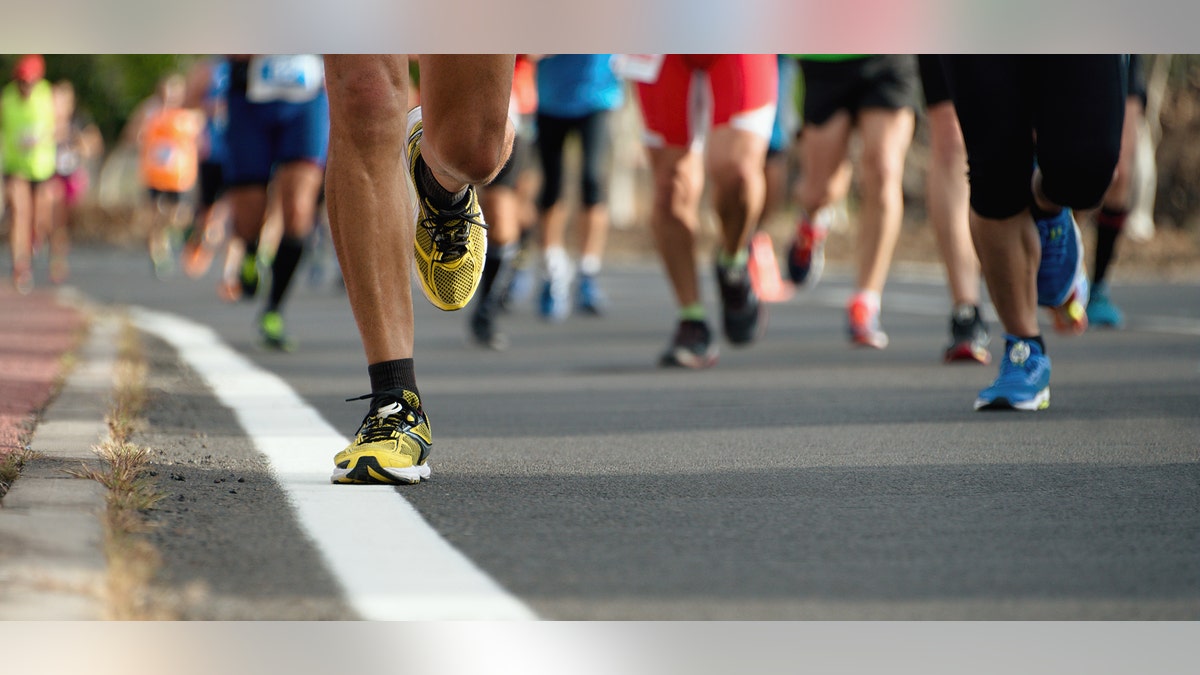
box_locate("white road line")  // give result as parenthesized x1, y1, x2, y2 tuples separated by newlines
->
(132, 308, 537, 621)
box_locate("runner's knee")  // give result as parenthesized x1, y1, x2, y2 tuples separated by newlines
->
(425, 120, 512, 186)
(1039, 151, 1121, 211)
(327, 68, 407, 149)
(966, 157, 1035, 220)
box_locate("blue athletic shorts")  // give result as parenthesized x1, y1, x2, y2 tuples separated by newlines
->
(223, 87, 329, 187)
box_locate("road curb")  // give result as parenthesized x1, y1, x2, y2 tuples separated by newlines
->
(0, 297, 118, 620)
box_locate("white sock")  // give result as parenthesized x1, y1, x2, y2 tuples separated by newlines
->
(542, 246, 571, 280)
(853, 290, 881, 314)
(579, 254, 602, 277)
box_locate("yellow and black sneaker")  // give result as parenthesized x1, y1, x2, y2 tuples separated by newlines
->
(406, 106, 488, 311)
(331, 389, 432, 485)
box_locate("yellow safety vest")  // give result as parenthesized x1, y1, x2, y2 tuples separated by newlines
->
(1, 80, 57, 181)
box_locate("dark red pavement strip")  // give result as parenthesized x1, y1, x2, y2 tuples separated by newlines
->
(0, 286, 86, 455)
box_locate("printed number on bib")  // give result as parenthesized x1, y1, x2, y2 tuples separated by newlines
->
(149, 142, 177, 169)
(247, 55, 324, 103)
(610, 54, 665, 84)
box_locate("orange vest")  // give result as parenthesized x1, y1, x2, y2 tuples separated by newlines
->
(139, 107, 201, 193)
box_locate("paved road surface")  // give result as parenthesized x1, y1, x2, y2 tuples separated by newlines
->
(42, 244, 1200, 619)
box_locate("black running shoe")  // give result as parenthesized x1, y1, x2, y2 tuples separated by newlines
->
(469, 307, 509, 351)
(786, 215, 828, 287)
(944, 304, 991, 364)
(659, 319, 719, 369)
(714, 256, 763, 346)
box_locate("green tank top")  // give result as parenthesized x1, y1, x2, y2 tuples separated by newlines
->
(2, 80, 57, 181)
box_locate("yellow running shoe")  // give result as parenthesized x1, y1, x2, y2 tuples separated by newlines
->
(331, 389, 432, 485)
(406, 106, 488, 311)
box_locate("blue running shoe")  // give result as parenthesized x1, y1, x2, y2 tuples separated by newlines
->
(1035, 208, 1085, 308)
(974, 335, 1051, 411)
(575, 273, 607, 316)
(539, 276, 570, 323)
(1086, 281, 1124, 329)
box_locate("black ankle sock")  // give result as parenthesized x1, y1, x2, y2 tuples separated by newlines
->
(368, 359, 419, 403)
(1093, 225, 1119, 286)
(517, 224, 535, 247)
(1096, 207, 1128, 230)
(1013, 334, 1046, 354)
(1093, 208, 1127, 285)
(267, 235, 304, 312)
(474, 243, 516, 322)
(416, 155, 467, 208)
(482, 243, 515, 300)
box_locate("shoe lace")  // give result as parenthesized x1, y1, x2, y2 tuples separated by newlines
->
(994, 352, 1025, 385)
(346, 392, 417, 443)
(995, 344, 1043, 387)
(951, 311, 987, 344)
(674, 320, 710, 350)
(418, 198, 488, 262)
(716, 263, 751, 309)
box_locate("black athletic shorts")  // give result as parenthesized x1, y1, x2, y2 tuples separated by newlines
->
(917, 54, 951, 108)
(536, 109, 613, 209)
(941, 55, 1126, 219)
(198, 159, 225, 208)
(798, 55, 919, 126)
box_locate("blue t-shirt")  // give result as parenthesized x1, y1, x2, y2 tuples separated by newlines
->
(535, 54, 624, 118)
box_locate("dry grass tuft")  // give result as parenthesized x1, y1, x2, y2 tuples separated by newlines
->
(0, 448, 37, 496)
(67, 315, 171, 619)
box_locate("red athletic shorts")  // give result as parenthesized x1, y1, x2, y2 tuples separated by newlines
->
(636, 54, 778, 148)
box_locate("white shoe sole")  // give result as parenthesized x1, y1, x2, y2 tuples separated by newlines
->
(330, 462, 431, 485)
(974, 386, 1050, 411)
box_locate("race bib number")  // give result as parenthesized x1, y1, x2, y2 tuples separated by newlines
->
(56, 146, 82, 175)
(148, 141, 178, 170)
(247, 54, 324, 103)
(610, 54, 665, 84)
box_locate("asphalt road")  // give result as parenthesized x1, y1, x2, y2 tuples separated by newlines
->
(61, 242, 1200, 619)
